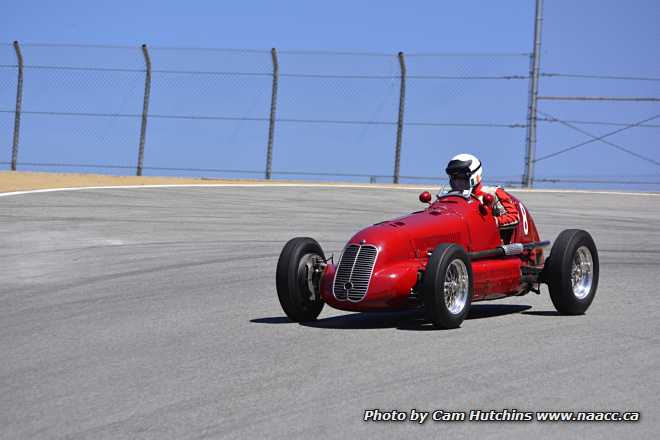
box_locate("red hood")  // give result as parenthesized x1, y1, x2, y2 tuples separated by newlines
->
(347, 202, 470, 262)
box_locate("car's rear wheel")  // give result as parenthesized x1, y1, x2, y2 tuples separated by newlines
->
(423, 243, 473, 329)
(544, 229, 599, 315)
(276, 237, 325, 322)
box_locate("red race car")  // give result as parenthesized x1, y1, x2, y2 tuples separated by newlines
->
(276, 190, 599, 329)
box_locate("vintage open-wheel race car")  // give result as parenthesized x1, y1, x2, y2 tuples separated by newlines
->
(275, 189, 599, 329)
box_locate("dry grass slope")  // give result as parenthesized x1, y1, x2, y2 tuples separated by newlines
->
(0, 171, 262, 193)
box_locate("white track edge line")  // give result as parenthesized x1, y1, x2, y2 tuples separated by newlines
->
(0, 183, 658, 198)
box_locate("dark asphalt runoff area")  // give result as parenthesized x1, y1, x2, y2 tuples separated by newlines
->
(1, 186, 659, 439)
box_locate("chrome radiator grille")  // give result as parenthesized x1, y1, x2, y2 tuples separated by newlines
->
(333, 244, 378, 301)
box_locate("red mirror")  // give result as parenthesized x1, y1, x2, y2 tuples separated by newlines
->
(482, 193, 494, 206)
(419, 191, 432, 204)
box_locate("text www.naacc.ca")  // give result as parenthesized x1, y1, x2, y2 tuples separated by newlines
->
(363, 408, 641, 424)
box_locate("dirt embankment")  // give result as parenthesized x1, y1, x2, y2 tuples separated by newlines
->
(0, 171, 257, 193)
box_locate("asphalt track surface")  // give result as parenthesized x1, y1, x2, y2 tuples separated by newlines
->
(1, 186, 659, 439)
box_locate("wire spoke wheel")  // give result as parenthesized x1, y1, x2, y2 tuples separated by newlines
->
(423, 244, 473, 329)
(570, 246, 593, 299)
(546, 229, 599, 315)
(444, 259, 469, 315)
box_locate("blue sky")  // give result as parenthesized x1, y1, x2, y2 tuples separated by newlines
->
(1, 0, 659, 188)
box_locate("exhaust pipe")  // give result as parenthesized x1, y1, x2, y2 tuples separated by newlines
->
(468, 240, 550, 261)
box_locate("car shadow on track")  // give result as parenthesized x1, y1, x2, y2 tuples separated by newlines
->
(521, 310, 562, 316)
(251, 304, 532, 331)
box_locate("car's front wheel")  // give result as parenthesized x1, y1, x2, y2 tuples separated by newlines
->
(276, 237, 325, 322)
(422, 243, 473, 329)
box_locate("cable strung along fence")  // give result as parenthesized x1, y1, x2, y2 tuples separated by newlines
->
(1, 39, 658, 189)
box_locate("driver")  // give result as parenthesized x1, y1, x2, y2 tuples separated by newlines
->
(445, 153, 519, 229)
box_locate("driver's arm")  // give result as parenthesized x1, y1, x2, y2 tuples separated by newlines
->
(494, 188, 519, 228)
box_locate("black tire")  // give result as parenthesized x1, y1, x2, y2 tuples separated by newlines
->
(422, 244, 473, 329)
(545, 229, 599, 315)
(276, 237, 325, 322)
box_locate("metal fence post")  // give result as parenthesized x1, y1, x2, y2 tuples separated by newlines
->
(393, 51, 406, 184)
(265, 48, 279, 180)
(136, 44, 151, 176)
(523, 0, 544, 187)
(11, 41, 24, 171)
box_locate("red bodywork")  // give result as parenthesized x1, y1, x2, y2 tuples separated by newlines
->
(320, 194, 542, 312)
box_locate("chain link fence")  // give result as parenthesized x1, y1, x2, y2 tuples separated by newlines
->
(1, 42, 658, 189)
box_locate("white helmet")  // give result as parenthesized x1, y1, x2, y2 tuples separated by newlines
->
(445, 153, 483, 192)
